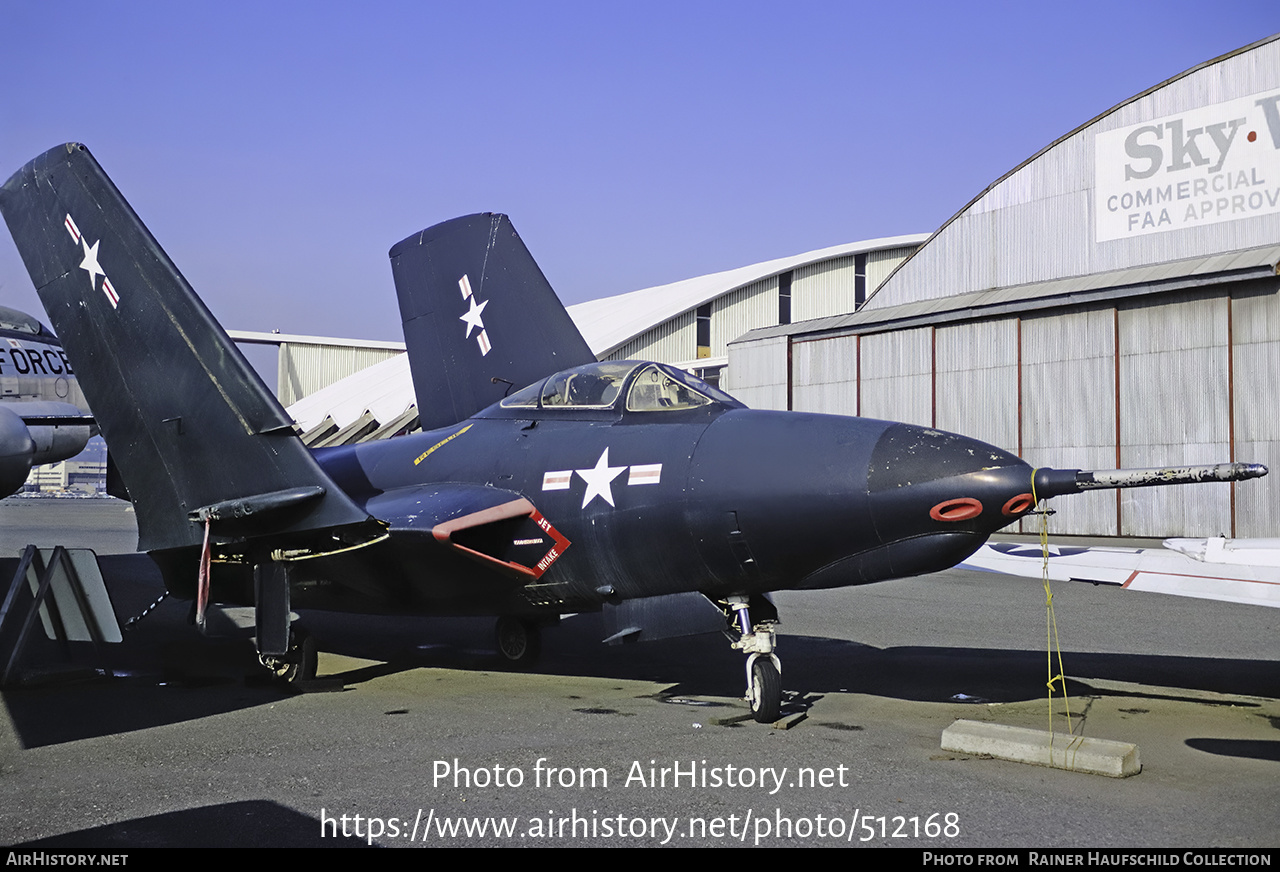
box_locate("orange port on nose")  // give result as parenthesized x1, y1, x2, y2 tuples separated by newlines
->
(929, 498, 983, 522)
(1001, 493, 1035, 517)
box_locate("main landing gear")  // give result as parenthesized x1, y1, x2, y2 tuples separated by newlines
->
(260, 627, 317, 685)
(253, 560, 318, 685)
(725, 595, 781, 723)
(494, 616, 542, 669)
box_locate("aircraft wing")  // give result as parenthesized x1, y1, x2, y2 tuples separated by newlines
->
(960, 539, 1280, 608)
(15, 413, 94, 426)
(0, 143, 374, 551)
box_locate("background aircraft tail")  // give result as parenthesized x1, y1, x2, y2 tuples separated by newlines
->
(389, 213, 595, 431)
(0, 143, 371, 554)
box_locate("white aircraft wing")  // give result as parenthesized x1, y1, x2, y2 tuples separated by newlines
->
(960, 538, 1280, 608)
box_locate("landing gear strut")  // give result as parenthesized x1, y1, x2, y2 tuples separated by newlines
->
(725, 595, 781, 723)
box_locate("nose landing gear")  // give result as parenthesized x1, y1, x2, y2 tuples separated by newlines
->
(725, 595, 781, 723)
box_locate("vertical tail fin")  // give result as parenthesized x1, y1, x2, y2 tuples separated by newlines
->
(0, 143, 370, 552)
(389, 213, 595, 431)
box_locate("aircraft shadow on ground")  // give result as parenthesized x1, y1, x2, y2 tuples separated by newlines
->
(5, 603, 1275, 750)
(13, 800, 370, 849)
(776, 636, 1280, 704)
(1183, 738, 1280, 763)
(0, 553, 298, 749)
(304, 612, 1280, 721)
(2, 665, 288, 750)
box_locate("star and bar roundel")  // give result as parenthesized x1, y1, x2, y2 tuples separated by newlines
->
(457, 274, 491, 356)
(64, 214, 119, 309)
(541, 448, 663, 509)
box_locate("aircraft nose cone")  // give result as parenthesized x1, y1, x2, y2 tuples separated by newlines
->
(867, 424, 1036, 540)
(795, 424, 1037, 587)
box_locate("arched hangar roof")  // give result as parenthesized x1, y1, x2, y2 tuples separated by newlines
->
(862, 32, 1280, 313)
(567, 234, 927, 358)
(285, 234, 927, 436)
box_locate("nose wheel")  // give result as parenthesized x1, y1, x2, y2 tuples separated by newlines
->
(726, 595, 782, 723)
(748, 655, 781, 723)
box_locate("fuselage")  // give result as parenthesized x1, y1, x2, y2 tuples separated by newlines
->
(301, 362, 1040, 617)
(0, 305, 92, 494)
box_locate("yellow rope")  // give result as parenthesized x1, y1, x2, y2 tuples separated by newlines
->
(1030, 470, 1074, 744)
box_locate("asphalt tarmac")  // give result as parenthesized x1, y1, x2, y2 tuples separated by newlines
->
(0, 498, 1276, 849)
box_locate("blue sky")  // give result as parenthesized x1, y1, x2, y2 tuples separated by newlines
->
(2, 2, 1278, 342)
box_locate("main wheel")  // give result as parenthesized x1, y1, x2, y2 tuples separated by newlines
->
(264, 628, 318, 685)
(494, 617, 541, 669)
(749, 657, 782, 723)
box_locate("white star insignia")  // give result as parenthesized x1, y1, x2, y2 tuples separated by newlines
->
(459, 295, 488, 338)
(79, 238, 105, 291)
(575, 448, 627, 508)
(1007, 544, 1061, 557)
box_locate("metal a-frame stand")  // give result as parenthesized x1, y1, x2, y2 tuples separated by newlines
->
(0, 545, 121, 686)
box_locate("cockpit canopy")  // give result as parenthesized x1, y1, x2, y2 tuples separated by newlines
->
(499, 361, 743, 414)
(0, 305, 49, 336)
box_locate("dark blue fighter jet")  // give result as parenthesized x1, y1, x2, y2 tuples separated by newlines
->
(0, 144, 1266, 722)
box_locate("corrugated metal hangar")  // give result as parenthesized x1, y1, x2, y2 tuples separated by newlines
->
(729, 35, 1280, 538)
(228, 330, 405, 406)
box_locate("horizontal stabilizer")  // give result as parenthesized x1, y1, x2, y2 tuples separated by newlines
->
(389, 214, 595, 431)
(0, 144, 371, 552)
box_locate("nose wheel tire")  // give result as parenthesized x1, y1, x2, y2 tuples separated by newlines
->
(495, 617, 542, 669)
(725, 596, 782, 724)
(749, 656, 781, 723)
